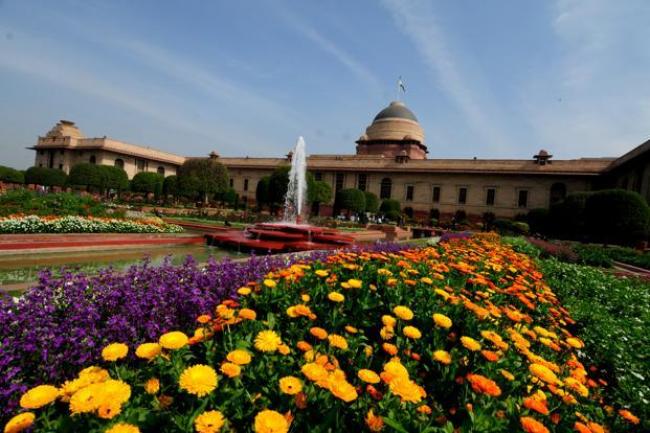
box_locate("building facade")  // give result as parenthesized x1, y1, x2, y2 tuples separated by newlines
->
(31, 102, 650, 220)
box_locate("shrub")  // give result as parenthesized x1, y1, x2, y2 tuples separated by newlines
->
(0, 190, 107, 217)
(335, 188, 366, 214)
(494, 219, 529, 236)
(549, 192, 592, 239)
(131, 172, 164, 198)
(308, 180, 333, 207)
(585, 189, 650, 245)
(482, 212, 496, 231)
(24, 166, 67, 187)
(163, 175, 179, 200)
(380, 199, 400, 221)
(454, 210, 467, 223)
(526, 208, 550, 234)
(177, 158, 229, 203)
(363, 191, 379, 214)
(255, 176, 271, 208)
(0, 165, 24, 184)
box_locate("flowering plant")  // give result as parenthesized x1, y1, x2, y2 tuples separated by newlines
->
(4, 237, 641, 432)
(0, 214, 183, 233)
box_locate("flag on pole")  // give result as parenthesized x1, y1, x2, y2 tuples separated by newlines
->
(398, 77, 406, 93)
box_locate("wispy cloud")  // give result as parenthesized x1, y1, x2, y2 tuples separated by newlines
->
(274, 4, 384, 98)
(381, 0, 512, 152)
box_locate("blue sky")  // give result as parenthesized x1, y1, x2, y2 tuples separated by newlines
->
(1, 0, 649, 169)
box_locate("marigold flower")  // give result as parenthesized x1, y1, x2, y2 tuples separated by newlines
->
(135, 342, 162, 360)
(520, 416, 549, 433)
(389, 376, 426, 403)
(220, 362, 241, 378)
(481, 350, 500, 362)
(19, 384, 59, 409)
(523, 396, 549, 415)
(460, 336, 481, 351)
(254, 330, 282, 352)
(345, 325, 358, 334)
(278, 344, 291, 355)
(433, 313, 452, 329)
(329, 378, 358, 402)
(105, 423, 140, 433)
(380, 326, 395, 340)
(466, 373, 501, 397)
(144, 378, 160, 394)
(529, 363, 560, 385)
(347, 278, 363, 289)
(499, 369, 515, 381)
(301, 363, 329, 382)
(279, 376, 303, 395)
(403, 326, 422, 339)
(179, 365, 218, 397)
(159, 331, 189, 350)
(296, 341, 313, 352)
(328, 334, 348, 350)
(358, 369, 381, 384)
(393, 305, 414, 320)
(197, 314, 211, 324)
(309, 327, 328, 340)
(365, 409, 385, 431)
(433, 350, 452, 365)
(382, 343, 398, 356)
(239, 308, 257, 320)
(381, 315, 397, 327)
(418, 404, 432, 415)
(254, 409, 289, 433)
(573, 422, 591, 433)
(315, 269, 329, 277)
(237, 287, 252, 295)
(618, 409, 640, 425)
(382, 359, 409, 382)
(195, 410, 225, 433)
(263, 279, 277, 288)
(97, 402, 121, 419)
(3, 412, 35, 433)
(101, 343, 129, 362)
(327, 292, 344, 303)
(225, 349, 252, 365)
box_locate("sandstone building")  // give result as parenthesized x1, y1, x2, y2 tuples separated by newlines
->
(31, 102, 650, 220)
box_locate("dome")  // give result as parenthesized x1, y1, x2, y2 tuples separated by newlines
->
(373, 101, 418, 122)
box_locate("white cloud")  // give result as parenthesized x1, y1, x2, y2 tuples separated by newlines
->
(381, 0, 513, 152)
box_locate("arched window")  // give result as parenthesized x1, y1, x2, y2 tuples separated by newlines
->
(380, 177, 392, 199)
(114, 159, 124, 169)
(157, 166, 165, 176)
(89, 155, 96, 164)
(549, 182, 566, 206)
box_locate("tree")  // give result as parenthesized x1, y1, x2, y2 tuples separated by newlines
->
(308, 180, 332, 206)
(363, 191, 379, 214)
(131, 172, 164, 198)
(220, 188, 239, 208)
(549, 192, 592, 239)
(255, 177, 271, 209)
(163, 175, 179, 201)
(24, 166, 67, 187)
(585, 189, 650, 245)
(177, 158, 229, 204)
(380, 199, 401, 221)
(335, 188, 366, 214)
(100, 166, 129, 195)
(268, 166, 291, 207)
(67, 163, 104, 191)
(0, 165, 24, 184)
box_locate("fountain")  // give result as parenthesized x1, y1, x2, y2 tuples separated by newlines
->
(206, 137, 355, 253)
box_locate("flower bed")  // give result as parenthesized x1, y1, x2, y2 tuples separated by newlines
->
(0, 215, 183, 233)
(4, 237, 642, 432)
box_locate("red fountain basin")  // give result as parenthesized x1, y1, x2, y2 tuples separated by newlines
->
(206, 222, 354, 253)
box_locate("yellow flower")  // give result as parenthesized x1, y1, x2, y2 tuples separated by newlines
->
(389, 376, 425, 403)
(263, 279, 277, 288)
(279, 376, 303, 395)
(226, 349, 252, 365)
(101, 343, 128, 362)
(105, 423, 140, 433)
(529, 363, 560, 385)
(358, 369, 381, 384)
(315, 269, 329, 277)
(254, 330, 282, 353)
(433, 350, 452, 365)
(3, 412, 35, 433)
(237, 287, 252, 295)
(328, 334, 348, 350)
(254, 409, 289, 433)
(239, 308, 257, 320)
(393, 306, 414, 321)
(278, 344, 291, 355)
(195, 410, 225, 433)
(327, 292, 345, 302)
(97, 402, 121, 419)
(365, 409, 384, 432)
(220, 362, 241, 378)
(432, 313, 452, 329)
(159, 331, 189, 350)
(309, 327, 328, 340)
(381, 315, 397, 327)
(500, 369, 515, 381)
(403, 326, 422, 339)
(144, 378, 160, 394)
(329, 378, 358, 402)
(566, 337, 584, 349)
(69, 379, 131, 414)
(345, 325, 358, 334)
(383, 359, 409, 381)
(301, 362, 329, 382)
(135, 343, 162, 360)
(380, 326, 395, 340)
(197, 314, 211, 324)
(460, 336, 482, 352)
(19, 385, 59, 409)
(347, 279, 362, 289)
(301, 294, 310, 302)
(179, 365, 218, 397)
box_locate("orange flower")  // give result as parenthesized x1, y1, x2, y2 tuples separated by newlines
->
(466, 373, 501, 397)
(520, 417, 549, 433)
(365, 409, 384, 431)
(309, 327, 328, 340)
(618, 409, 640, 425)
(523, 396, 549, 415)
(480, 350, 500, 362)
(573, 422, 591, 433)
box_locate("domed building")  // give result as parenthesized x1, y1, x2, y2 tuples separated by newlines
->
(30, 103, 650, 221)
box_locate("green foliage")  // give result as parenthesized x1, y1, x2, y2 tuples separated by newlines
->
(100, 166, 129, 192)
(501, 236, 541, 258)
(335, 188, 366, 213)
(363, 191, 379, 214)
(308, 179, 333, 205)
(549, 192, 592, 239)
(493, 219, 529, 236)
(0, 165, 24, 184)
(177, 158, 229, 203)
(163, 175, 179, 198)
(574, 244, 650, 270)
(268, 165, 291, 206)
(526, 208, 550, 234)
(24, 166, 67, 187)
(585, 189, 650, 245)
(540, 259, 650, 428)
(67, 164, 128, 194)
(220, 188, 239, 207)
(0, 190, 107, 217)
(380, 198, 401, 221)
(131, 172, 164, 197)
(255, 176, 271, 208)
